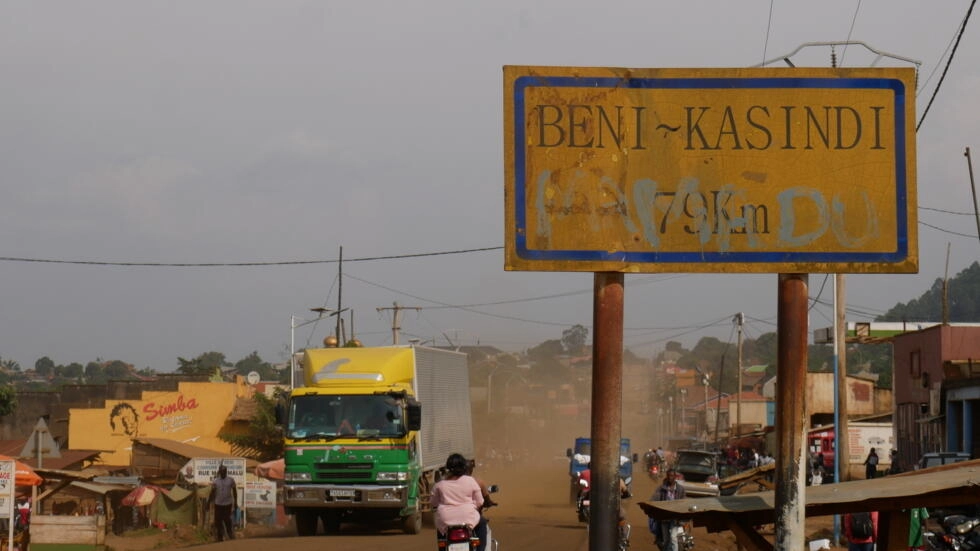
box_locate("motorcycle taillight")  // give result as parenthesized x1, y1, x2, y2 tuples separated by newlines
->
(447, 527, 470, 541)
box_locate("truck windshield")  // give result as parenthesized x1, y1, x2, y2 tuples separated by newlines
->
(288, 394, 405, 439)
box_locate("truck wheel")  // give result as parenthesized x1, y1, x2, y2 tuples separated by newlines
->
(569, 482, 578, 504)
(296, 510, 318, 536)
(403, 511, 422, 534)
(321, 511, 342, 533)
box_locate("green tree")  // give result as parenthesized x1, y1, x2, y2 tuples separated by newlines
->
(219, 392, 284, 461)
(35, 356, 55, 377)
(0, 359, 21, 373)
(84, 361, 105, 382)
(527, 339, 564, 362)
(0, 385, 15, 417)
(878, 261, 980, 322)
(234, 351, 276, 381)
(62, 362, 84, 379)
(105, 360, 133, 379)
(561, 324, 589, 355)
(177, 351, 229, 377)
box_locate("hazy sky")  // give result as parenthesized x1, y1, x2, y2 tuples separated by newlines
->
(2, 1, 978, 372)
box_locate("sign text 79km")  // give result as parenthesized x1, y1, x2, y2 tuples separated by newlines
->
(503, 66, 917, 274)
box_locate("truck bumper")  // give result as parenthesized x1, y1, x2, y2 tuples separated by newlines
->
(284, 483, 410, 509)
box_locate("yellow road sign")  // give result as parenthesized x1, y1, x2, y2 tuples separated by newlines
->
(503, 66, 917, 273)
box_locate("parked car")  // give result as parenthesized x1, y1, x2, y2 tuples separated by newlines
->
(917, 452, 976, 519)
(673, 449, 720, 497)
(918, 451, 972, 470)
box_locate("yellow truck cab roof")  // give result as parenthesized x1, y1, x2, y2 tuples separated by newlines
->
(302, 346, 415, 391)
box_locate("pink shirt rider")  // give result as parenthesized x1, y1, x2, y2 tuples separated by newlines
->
(430, 474, 484, 534)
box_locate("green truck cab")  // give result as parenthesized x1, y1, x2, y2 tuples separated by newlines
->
(281, 345, 474, 535)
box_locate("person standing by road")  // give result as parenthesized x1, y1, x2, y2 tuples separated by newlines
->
(209, 466, 237, 542)
(649, 469, 687, 551)
(863, 448, 879, 479)
(844, 511, 878, 551)
(907, 506, 929, 551)
(888, 449, 903, 475)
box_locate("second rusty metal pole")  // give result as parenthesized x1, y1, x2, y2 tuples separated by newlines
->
(775, 273, 808, 550)
(590, 272, 625, 551)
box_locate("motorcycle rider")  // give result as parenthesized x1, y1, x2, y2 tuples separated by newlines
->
(431, 453, 487, 551)
(650, 468, 687, 551)
(577, 462, 630, 525)
(466, 460, 497, 509)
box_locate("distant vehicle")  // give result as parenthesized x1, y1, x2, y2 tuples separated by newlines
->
(566, 437, 637, 503)
(918, 451, 972, 469)
(673, 449, 720, 497)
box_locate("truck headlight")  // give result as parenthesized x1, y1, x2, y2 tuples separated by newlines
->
(285, 472, 312, 482)
(376, 472, 408, 482)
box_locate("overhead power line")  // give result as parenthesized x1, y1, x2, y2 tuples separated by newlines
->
(917, 0, 976, 131)
(0, 246, 503, 267)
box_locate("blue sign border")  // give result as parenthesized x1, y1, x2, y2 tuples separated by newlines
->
(512, 75, 909, 264)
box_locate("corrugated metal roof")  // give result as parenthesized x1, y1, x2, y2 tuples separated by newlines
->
(639, 459, 980, 530)
(133, 438, 258, 468)
(70, 481, 134, 495)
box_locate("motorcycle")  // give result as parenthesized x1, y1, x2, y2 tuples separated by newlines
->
(437, 485, 499, 551)
(576, 477, 591, 523)
(923, 514, 980, 550)
(651, 520, 695, 551)
(575, 477, 632, 550)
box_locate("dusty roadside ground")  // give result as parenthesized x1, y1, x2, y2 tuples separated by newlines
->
(105, 523, 294, 551)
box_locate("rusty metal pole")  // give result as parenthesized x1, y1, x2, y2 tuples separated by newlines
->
(775, 273, 808, 550)
(590, 272, 625, 551)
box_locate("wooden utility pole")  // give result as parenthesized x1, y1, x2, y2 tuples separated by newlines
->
(735, 312, 744, 437)
(835, 275, 849, 482)
(775, 274, 809, 549)
(966, 147, 980, 246)
(336, 246, 344, 342)
(376, 302, 421, 345)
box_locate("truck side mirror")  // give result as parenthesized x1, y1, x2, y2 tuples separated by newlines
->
(632, 453, 638, 463)
(566, 448, 573, 458)
(274, 403, 286, 425)
(405, 400, 422, 431)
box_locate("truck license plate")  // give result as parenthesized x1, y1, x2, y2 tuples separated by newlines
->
(330, 489, 355, 497)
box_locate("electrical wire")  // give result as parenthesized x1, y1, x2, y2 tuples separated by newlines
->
(761, 0, 774, 66)
(919, 221, 978, 239)
(809, 274, 830, 312)
(0, 246, 503, 267)
(838, 0, 863, 66)
(921, 206, 975, 216)
(917, 0, 976, 131)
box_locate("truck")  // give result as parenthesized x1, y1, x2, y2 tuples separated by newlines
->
(807, 421, 893, 480)
(566, 437, 637, 503)
(280, 344, 474, 535)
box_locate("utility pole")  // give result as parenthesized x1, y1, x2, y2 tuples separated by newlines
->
(376, 302, 421, 345)
(966, 147, 980, 246)
(336, 246, 344, 343)
(735, 312, 744, 437)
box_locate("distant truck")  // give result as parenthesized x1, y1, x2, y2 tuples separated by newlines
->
(280, 345, 474, 535)
(808, 421, 893, 480)
(566, 437, 637, 502)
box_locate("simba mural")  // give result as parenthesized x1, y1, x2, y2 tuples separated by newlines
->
(70, 380, 249, 466)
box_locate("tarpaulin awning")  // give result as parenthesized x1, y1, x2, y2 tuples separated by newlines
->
(0, 455, 43, 487)
(122, 485, 167, 507)
(255, 458, 284, 481)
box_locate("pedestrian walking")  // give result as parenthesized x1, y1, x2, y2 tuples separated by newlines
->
(863, 448, 879, 479)
(208, 465, 238, 541)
